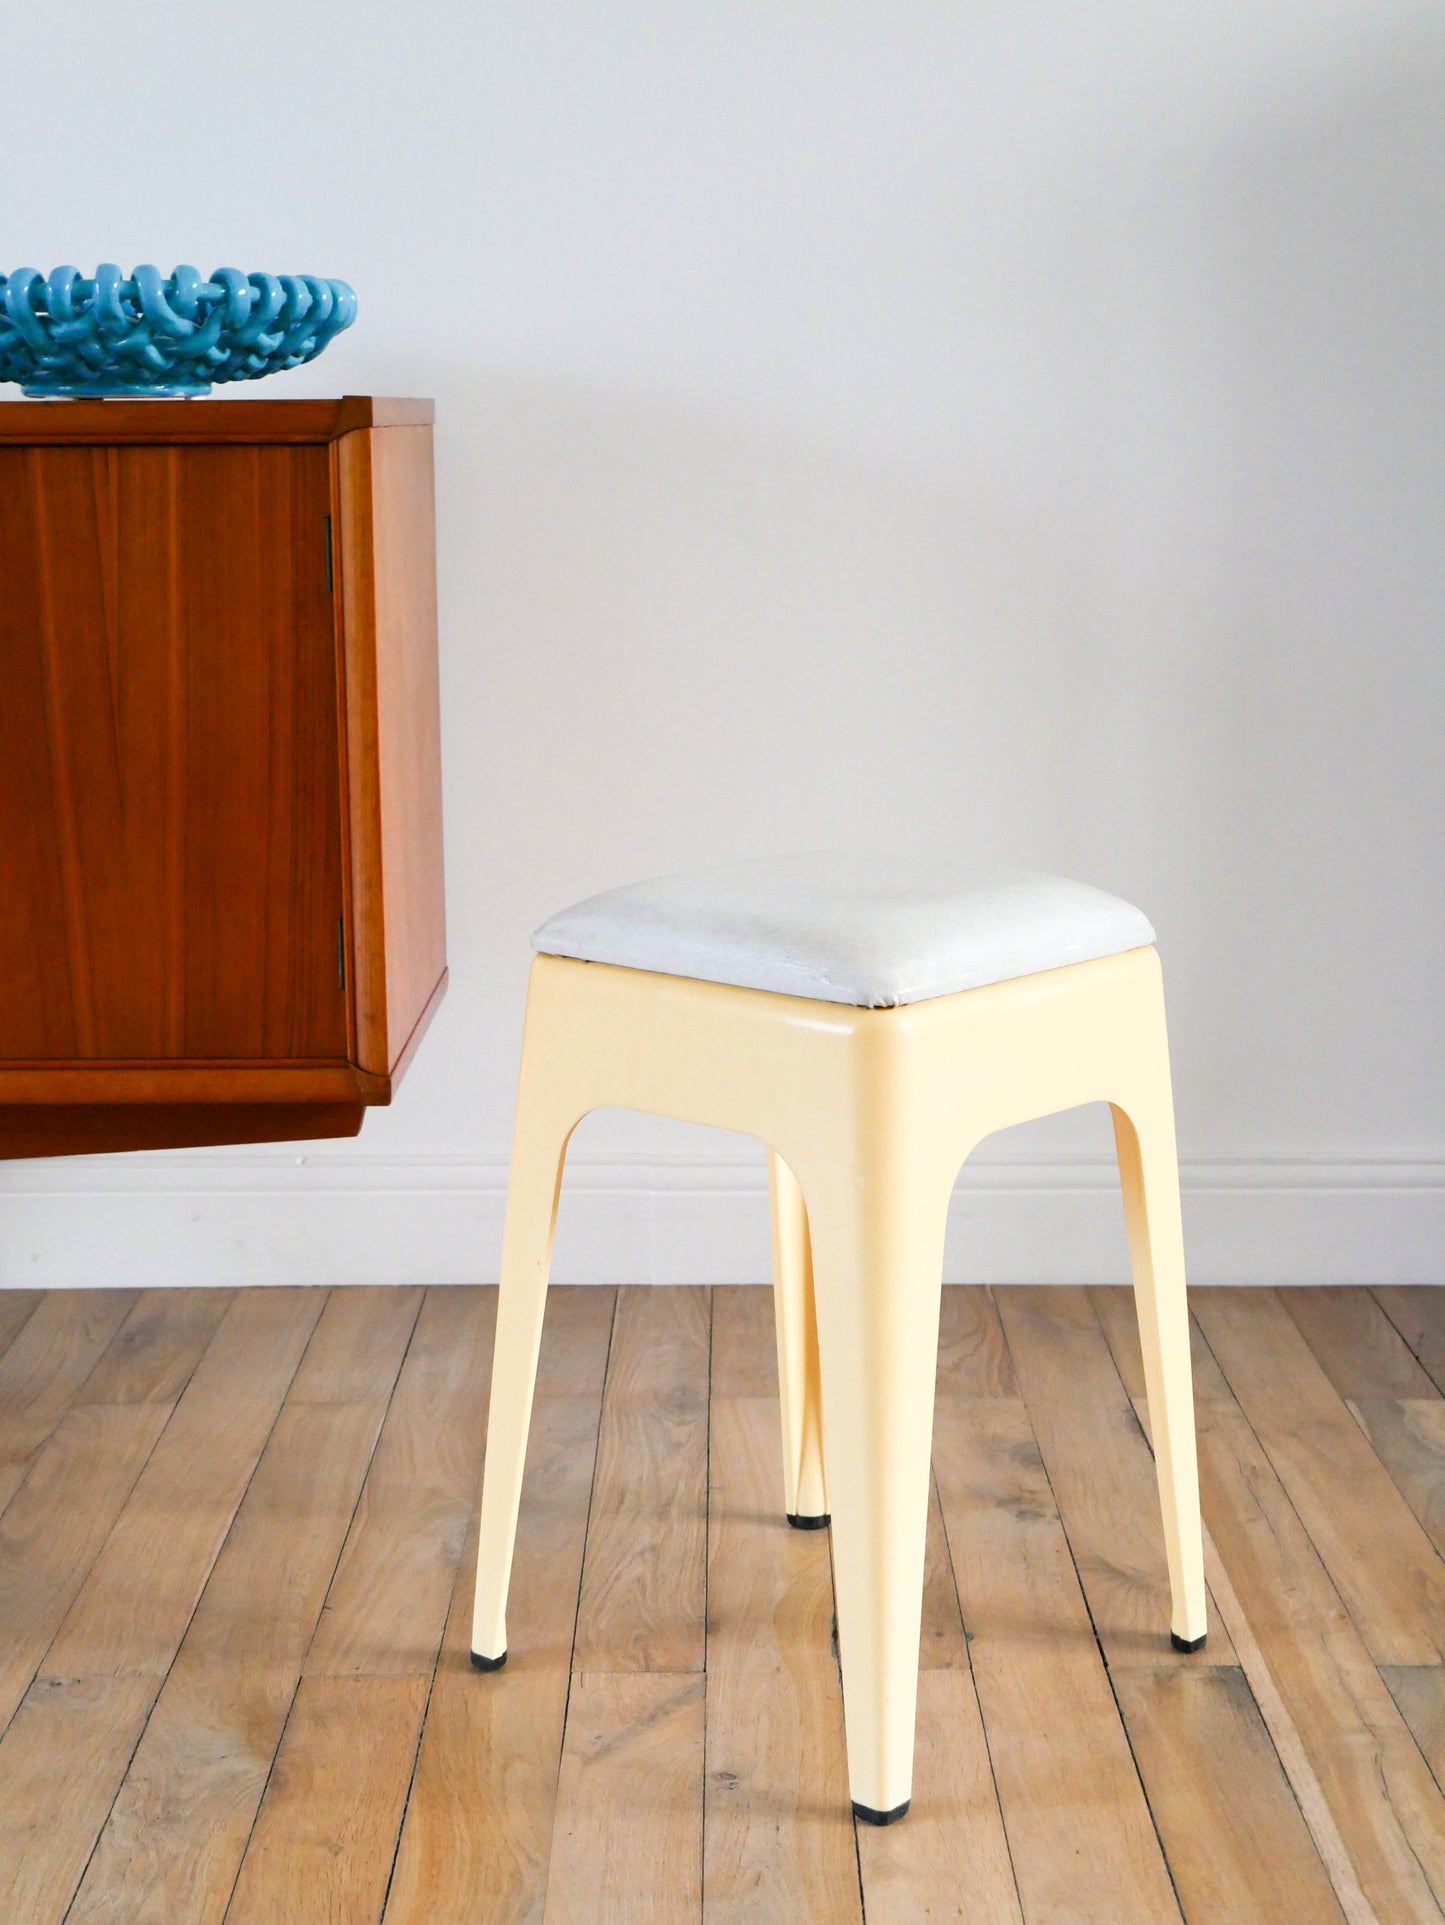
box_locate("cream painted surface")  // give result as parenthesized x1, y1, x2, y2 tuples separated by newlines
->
(2, 4, 1443, 1283)
(471, 949, 1206, 1815)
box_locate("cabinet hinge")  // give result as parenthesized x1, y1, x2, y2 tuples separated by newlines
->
(324, 514, 334, 594)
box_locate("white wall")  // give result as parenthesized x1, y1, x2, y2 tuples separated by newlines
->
(4, 2, 1443, 1285)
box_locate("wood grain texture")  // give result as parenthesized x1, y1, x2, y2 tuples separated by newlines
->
(1111, 1665, 1345, 1923)
(703, 1397, 860, 1925)
(544, 1673, 705, 1925)
(1347, 1398, 1445, 1561)
(65, 1289, 418, 1925)
(384, 1290, 616, 1923)
(0, 1289, 137, 1513)
(0, 1290, 41, 1361)
(0, 1673, 158, 1924)
(0, 1100, 365, 1157)
(574, 1286, 710, 1673)
(386, 1441, 609, 1915)
(1194, 1289, 1445, 1666)
(1382, 1666, 1445, 1785)
(227, 1674, 430, 1925)
(1375, 1288, 1445, 1397)
(709, 1282, 778, 1397)
(0, 440, 346, 1065)
(1090, 1283, 1149, 1398)
(0, 395, 434, 444)
(0, 1063, 383, 1104)
(936, 1285, 1018, 1397)
(1126, 1328, 1395, 1923)
(995, 1285, 1234, 1665)
(1190, 1334, 1445, 1922)
(856, 1667, 1022, 1924)
(0, 1401, 171, 1732)
(0, 1287, 223, 1732)
(933, 1395, 1182, 1924)
(1284, 1287, 1440, 1401)
(309, 1285, 496, 1678)
(76, 1285, 232, 1405)
(42, 1287, 325, 1682)
(0, 398, 443, 1155)
(919, 1472, 970, 1669)
(7, 1283, 1445, 1921)
(337, 422, 446, 1080)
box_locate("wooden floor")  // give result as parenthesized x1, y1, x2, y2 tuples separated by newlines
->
(2, 1283, 1445, 1921)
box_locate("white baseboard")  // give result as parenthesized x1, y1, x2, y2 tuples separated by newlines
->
(0, 1149, 1441, 1289)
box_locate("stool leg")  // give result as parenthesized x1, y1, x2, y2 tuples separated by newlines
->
(1111, 1097, 1208, 1651)
(767, 1149, 828, 1528)
(470, 1084, 575, 1670)
(803, 1152, 949, 1824)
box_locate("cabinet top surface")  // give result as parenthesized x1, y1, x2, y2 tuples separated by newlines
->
(0, 394, 432, 445)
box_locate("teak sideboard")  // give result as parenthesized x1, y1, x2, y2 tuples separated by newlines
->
(0, 396, 446, 1158)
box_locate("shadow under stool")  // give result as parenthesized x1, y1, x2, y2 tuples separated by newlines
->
(469, 851, 1207, 1824)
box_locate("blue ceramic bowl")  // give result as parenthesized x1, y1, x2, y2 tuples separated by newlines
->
(0, 265, 357, 397)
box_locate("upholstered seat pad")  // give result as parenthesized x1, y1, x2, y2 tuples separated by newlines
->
(532, 853, 1155, 1008)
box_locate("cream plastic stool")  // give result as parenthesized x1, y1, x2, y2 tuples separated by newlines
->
(470, 853, 1206, 1825)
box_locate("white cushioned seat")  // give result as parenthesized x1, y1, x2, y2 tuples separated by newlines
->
(532, 853, 1155, 1009)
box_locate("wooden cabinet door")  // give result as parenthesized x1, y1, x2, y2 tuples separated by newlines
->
(0, 441, 348, 1064)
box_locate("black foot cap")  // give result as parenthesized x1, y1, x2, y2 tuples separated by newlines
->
(1171, 1631, 1207, 1654)
(787, 1512, 831, 1531)
(853, 1799, 910, 1827)
(470, 1648, 507, 1672)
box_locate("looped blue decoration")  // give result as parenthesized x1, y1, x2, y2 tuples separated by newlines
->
(0, 264, 357, 396)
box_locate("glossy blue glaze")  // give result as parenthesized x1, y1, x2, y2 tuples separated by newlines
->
(0, 265, 357, 396)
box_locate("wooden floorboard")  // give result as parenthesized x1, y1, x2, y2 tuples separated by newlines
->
(307, 1285, 498, 1679)
(384, 1288, 616, 1924)
(3, 1283, 1445, 1921)
(573, 1286, 709, 1674)
(65, 1288, 421, 1925)
(0, 1290, 138, 1515)
(1284, 1286, 1442, 1401)
(934, 1392, 1182, 1923)
(703, 1395, 861, 1923)
(1194, 1288, 1445, 1668)
(996, 1285, 1236, 1665)
(1188, 1310, 1445, 1922)
(226, 1674, 431, 1925)
(545, 1671, 705, 1922)
(856, 1666, 1021, 1924)
(0, 1289, 42, 1365)
(1375, 1288, 1445, 1396)
(1110, 1664, 1346, 1923)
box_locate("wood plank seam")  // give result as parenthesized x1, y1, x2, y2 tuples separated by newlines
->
(543, 1288, 620, 1917)
(1126, 1319, 1379, 1925)
(0, 1294, 42, 1368)
(0, 1400, 189, 1741)
(375, 1610, 460, 1922)
(1091, 1282, 1410, 1918)
(219, 1288, 427, 1920)
(0, 1293, 232, 1748)
(0, 1293, 141, 1535)
(374, 1291, 501, 1924)
(1194, 1517, 1377, 1925)
(0, 1312, 156, 1550)
(990, 1289, 1187, 1918)
(928, 1423, 1027, 1923)
(1340, 1398, 1445, 1585)
(1, 1426, 162, 1744)
(1373, 1290, 1445, 1399)
(53, 1288, 336, 1912)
